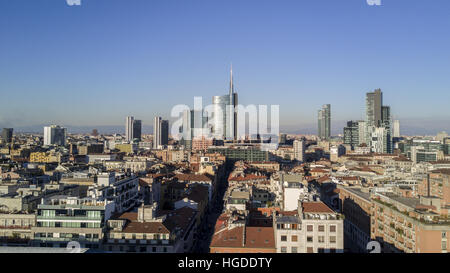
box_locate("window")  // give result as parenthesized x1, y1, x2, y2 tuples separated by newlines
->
(307, 247, 313, 253)
(318, 225, 325, 232)
(318, 236, 325, 243)
(281, 235, 287, 242)
(442, 241, 447, 251)
(330, 236, 336, 243)
(291, 235, 298, 242)
(132, 234, 136, 239)
(318, 248, 325, 253)
(140, 247, 146, 252)
(330, 248, 336, 253)
(442, 232, 447, 239)
(291, 247, 298, 253)
(281, 247, 287, 253)
(307, 236, 313, 242)
(307, 225, 313, 232)
(330, 225, 336, 232)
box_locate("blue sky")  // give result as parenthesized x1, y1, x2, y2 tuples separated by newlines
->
(0, 0, 449, 134)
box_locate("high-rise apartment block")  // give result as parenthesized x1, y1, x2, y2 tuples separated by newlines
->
(293, 139, 305, 162)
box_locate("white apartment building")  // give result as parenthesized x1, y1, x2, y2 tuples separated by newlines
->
(275, 201, 344, 253)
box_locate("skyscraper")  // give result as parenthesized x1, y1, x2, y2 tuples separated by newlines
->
(393, 120, 400, 138)
(365, 89, 393, 153)
(211, 65, 238, 140)
(125, 116, 134, 142)
(153, 117, 169, 149)
(343, 121, 360, 149)
(318, 104, 331, 140)
(1, 128, 13, 144)
(133, 120, 142, 141)
(43, 125, 67, 146)
(365, 88, 383, 128)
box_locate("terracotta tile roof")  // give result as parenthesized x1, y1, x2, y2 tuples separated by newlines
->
(245, 226, 275, 248)
(228, 174, 267, 182)
(301, 202, 335, 213)
(310, 168, 330, 173)
(111, 207, 196, 235)
(432, 169, 450, 175)
(317, 175, 331, 183)
(175, 173, 213, 182)
(210, 226, 245, 248)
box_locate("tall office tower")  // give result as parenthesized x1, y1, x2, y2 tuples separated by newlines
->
(125, 116, 134, 142)
(1, 128, 13, 144)
(317, 104, 331, 140)
(293, 139, 305, 162)
(180, 109, 209, 149)
(132, 120, 142, 141)
(160, 120, 169, 146)
(365, 88, 383, 128)
(343, 121, 360, 149)
(211, 65, 238, 140)
(43, 125, 67, 146)
(365, 89, 393, 153)
(393, 120, 400, 138)
(279, 133, 287, 145)
(358, 121, 367, 146)
(153, 117, 169, 149)
(153, 117, 162, 149)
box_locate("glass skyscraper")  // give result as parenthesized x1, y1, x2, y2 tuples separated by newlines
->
(318, 104, 331, 140)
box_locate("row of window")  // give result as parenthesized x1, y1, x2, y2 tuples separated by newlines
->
(107, 245, 169, 253)
(277, 224, 337, 232)
(37, 221, 101, 228)
(280, 235, 337, 243)
(35, 233, 99, 239)
(111, 233, 169, 240)
(280, 247, 337, 253)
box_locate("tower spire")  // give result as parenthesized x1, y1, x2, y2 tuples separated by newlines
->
(229, 63, 234, 95)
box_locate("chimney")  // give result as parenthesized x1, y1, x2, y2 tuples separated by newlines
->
(297, 200, 303, 217)
(138, 202, 157, 222)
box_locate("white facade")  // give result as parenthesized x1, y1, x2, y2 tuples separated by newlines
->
(293, 139, 305, 162)
(125, 116, 134, 142)
(393, 120, 400, 138)
(43, 125, 67, 146)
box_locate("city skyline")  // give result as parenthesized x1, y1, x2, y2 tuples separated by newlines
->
(1, 0, 450, 133)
